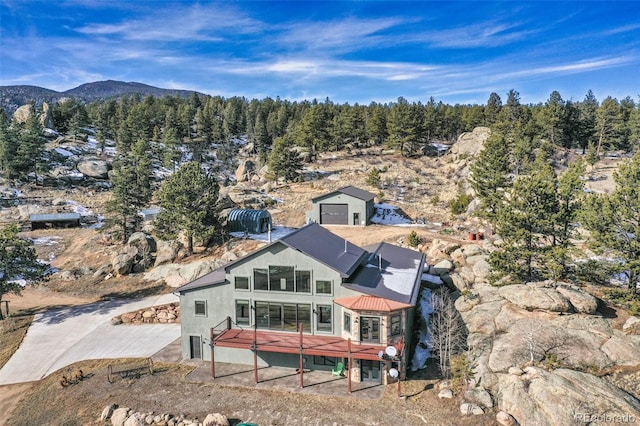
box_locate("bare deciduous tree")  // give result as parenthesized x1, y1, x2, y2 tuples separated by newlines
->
(429, 288, 467, 378)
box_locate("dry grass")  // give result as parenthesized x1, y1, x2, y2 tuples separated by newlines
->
(6, 359, 497, 426)
(0, 315, 33, 370)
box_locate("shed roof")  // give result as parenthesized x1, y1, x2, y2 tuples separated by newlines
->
(279, 223, 367, 278)
(29, 213, 81, 222)
(312, 186, 375, 203)
(227, 208, 271, 222)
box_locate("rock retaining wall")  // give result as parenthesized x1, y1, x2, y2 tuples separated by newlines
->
(111, 303, 180, 325)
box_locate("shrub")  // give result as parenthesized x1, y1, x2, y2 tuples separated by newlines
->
(602, 288, 640, 316)
(450, 354, 474, 392)
(449, 192, 472, 215)
(407, 230, 420, 247)
(431, 194, 440, 205)
(366, 168, 381, 187)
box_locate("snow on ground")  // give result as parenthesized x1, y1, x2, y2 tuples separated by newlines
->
(370, 203, 412, 225)
(53, 147, 77, 157)
(229, 225, 297, 242)
(422, 273, 443, 285)
(30, 236, 63, 246)
(411, 288, 434, 371)
(65, 200, 105, 229)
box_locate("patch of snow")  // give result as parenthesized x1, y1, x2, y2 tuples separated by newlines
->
(30, 236, 63, 246)
(44, 128, 59, 136)
(229, 225, 297, 242)
(422, 274, 443, 285)
(370, 203, 412, 225)
(364, 258, 422, 296)
(411, 288, 433, 371)
(53, 147, 76, 157)
(103, 147, 118, 157)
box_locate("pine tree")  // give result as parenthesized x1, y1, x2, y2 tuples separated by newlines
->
(550, 159, 586, 279)
(106, 156, 141, 241)
(387, 97, 420, 156)
(581, 151, 640, 294)
(0, 225, 48, 319)
(578, 90, 598, 154)
(268, 135, 302, 183)
(595, 96, 623, 156)
(154, 162, 222, 255)
(469, 131, 512, 226)
(490, 153, 559, 283)
(0, 112, 19, 180)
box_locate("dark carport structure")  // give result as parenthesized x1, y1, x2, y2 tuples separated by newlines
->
(227, 208, 272, 234)
(29, 213, 81, 230)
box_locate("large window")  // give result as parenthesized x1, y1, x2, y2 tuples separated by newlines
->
(194, 300, 207, 316)
(255, 301, 311, 332)
(390, 314, 402, 336)
(344, 312, 351, 333)
(253, 267, 310, 293)
(236, 300, 250, 326)
(296, 270, 311, 293)
(269, 266, 294, 292)
(254, 268, 268, 291)
(317, 304, 332, 332)
(316, 280, 332, 294)
(235, 276, 249, 290)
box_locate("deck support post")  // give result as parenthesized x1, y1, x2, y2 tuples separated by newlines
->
(299, 323, 304, 389)
(210, 327, 215, 379)
(347, 338, 352, 394)
(253, 325, 259, 384)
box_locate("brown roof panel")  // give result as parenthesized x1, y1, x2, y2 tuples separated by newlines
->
(334, 295, 412, 312)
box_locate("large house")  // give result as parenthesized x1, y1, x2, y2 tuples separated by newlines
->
(306, 186, 375, 226)
(178, 223, 426, 386)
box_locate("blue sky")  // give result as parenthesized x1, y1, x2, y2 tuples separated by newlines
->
(1, 1, 639, 105)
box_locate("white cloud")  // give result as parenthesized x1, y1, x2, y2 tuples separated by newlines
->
(75, 3, 261, 41)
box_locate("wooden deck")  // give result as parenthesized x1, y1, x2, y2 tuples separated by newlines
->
(213, 327, 402, 361)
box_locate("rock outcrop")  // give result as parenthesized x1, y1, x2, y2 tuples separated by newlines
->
(111, 232, 156, 276)
(450, 127, 491, 159)
(427, 238, 640, 426)
(77, 158, 110, 179)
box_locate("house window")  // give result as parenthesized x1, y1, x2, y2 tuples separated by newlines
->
(235, 276, 249, 290)
(317, 304, 332, 332)
(315, 280, 332, 294)
(344, 312, 351, 333)
(269, 265, 294, 292)
(390, 314, 402, 336)
(255, 301, 311, 332)
(313, 356, 337, 366)
(296, 270, 311, 293)
(236, 300, 250, 325)
(254, 268, 268, 291)
(194, 300, 207, 316)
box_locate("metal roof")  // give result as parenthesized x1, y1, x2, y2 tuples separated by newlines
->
(343, 242, 425, 305)
(334, 295, 412, 312)
(227, 208, 271, 222)
(178, 267, 227, 293)
(279, 223, 368, 277)
(29, 213, 81, 222)
(311, 186, 375, 203)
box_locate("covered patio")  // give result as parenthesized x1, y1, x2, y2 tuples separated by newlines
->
(209, 319, 405, 394)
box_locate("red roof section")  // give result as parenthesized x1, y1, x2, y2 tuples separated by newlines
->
(334, 295, 412, 312)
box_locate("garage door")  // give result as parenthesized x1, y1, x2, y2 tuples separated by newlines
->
(320, 203, 348, 225)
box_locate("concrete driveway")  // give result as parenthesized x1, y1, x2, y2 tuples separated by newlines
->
(0, 293, 180, 385)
